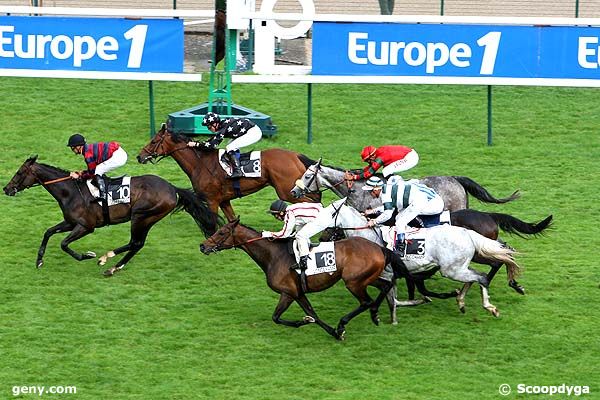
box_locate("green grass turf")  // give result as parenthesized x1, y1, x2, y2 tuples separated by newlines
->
(0, 77, 598, 399)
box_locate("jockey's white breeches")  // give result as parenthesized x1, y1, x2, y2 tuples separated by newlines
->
(225, 126, 262, 152)
(293, 209, 334, 259)
(95, 147, 128, 176)
(394, 194, 444, 233)
(382, 149, 419, 177)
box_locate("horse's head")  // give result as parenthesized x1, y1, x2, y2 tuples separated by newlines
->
(290, 158, 322, 199)
(200, 216, 241, 254)
(3, 155, 39, 196)
(137, 123, 188, 164)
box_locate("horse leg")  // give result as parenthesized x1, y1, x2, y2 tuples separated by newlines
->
(394, 278, 432, 307)
(37, 220, 75, 268)
(480, 285, 500, 317)
(442, 265, 489, 314)
(336, 283, 378, 338)
(98, 239, 136, 266)
(294, 294, 340, 340)
(272, 293, 314, 327)
(456, 282, 473, 313)
(103, 218, 155, 277)
(219, 200, 237, 222)
(59, 225, 96, 262)
(371, 278, 397, 325)
(414, 279, 459, 299)
(486, 239, 525, 295)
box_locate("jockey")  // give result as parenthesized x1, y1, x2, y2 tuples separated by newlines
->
(187, 112, 263, 179)
(67, 133, 128, 203)
(345, 145, 419, 182)
(262, 199, 323, 270)
(362, 176, 444, 257)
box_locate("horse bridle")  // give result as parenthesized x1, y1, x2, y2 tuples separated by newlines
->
(143, 130, 189, 164)
(296, 163, 347, 197)
(205, 224, 265, 252)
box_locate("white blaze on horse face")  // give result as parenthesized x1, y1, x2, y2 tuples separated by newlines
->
(294, 179, 306, 190)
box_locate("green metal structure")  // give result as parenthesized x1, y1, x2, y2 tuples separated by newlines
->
(168, 2, 277, 137)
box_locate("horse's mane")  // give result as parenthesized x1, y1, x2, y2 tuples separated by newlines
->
(39, 162, 70, 176)
(297, 154, 318, 169)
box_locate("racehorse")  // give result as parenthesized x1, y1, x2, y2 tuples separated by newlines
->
(199, 218, 408, 340)
(3, 156, 220, 276)
(319, 200, 551, 323)
(290, 160, 520, 212)
(290, 160, 541, 295)
(137, 123, 319, 221)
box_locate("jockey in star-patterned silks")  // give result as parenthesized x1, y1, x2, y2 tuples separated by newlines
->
(187, 112, 263, 178)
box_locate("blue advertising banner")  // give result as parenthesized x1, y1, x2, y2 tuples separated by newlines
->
(312, 22, 600, 79)
(0, 16, 183, 72)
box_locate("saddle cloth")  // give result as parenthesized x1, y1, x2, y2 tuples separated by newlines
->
(382, 226, 426, 260)
(86, 176, 131, 206)
(218, 150, 262, 178)
(293, 242, 337, 276)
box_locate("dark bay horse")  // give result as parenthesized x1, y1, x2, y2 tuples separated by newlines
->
(3, 156, 220, 276)
(137, 124, 319, 221)
(199, 218, 407, 340)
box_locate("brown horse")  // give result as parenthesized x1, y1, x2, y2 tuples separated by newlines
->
(3, 156, 220, 276)
(199, 218, 408, 340)
(137, 124, 319, 221)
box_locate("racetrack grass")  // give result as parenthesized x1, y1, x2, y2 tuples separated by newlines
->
(0, 77, 598, 399)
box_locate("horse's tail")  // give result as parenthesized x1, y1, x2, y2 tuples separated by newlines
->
(174, 188, 223, 237)
(487, 213, 553, 238)
(466, 229, 522, 280)
(452, 176, 521, 204)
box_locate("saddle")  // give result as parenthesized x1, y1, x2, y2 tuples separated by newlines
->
(217, 149, 262, 178)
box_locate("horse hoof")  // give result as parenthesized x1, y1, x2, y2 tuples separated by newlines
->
(303, 316, 315, 323)
(459, 306, 466, 314)
(83, 251, 96, 260)
(392, 320, 398, 326)
(491, 308, 500, 318)
(336, 329, 346, 341)
(509, 280, 526, 295)
(371, 316, 380, 326)
(423, 296, 433, 303)
(36, 261, 43, 269)
(103, 268, 114, 277)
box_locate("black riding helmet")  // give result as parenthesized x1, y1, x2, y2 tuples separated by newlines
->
(202, 112, 221, 127)
(67, 133, 86, 147)
(267, 199, 288, 215)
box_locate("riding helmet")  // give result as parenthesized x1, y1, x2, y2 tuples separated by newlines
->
(67, 133, 86, 147)
(361, 146, 377, 161)
(362, 176, 384, 191)
(202, 112, 221, 127)
(267, 199, 288, 214)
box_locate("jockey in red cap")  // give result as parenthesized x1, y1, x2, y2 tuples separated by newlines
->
(346, 145, 419, 182)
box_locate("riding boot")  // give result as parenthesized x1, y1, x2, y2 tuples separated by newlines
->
(297, 255, 309, 292)
(395, 232, 406, 258)
(226, 151, 243, 179)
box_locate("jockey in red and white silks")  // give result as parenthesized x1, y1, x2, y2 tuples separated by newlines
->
(293, 199, 347, 266)
(262, 201, 323, 239)
(347, 145, 419, 181)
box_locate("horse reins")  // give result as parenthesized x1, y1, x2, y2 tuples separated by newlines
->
(146, 130, 219, 179)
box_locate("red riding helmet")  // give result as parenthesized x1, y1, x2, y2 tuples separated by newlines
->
(361, 146, 377, 161)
